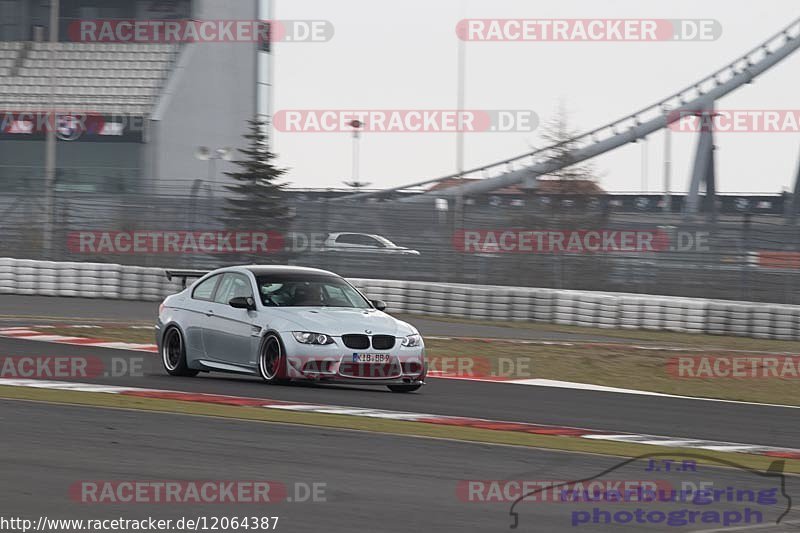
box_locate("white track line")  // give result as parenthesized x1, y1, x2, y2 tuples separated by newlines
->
(2, 327, 800, 410)
(506, 378, 800, 410)
(0, 378, 798, 459)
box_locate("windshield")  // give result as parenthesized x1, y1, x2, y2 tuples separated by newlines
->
(255, 274, 372, 308)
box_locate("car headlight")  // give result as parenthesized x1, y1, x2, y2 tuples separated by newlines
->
(292, 332, 335, 345)
(401, 334, 422, 347)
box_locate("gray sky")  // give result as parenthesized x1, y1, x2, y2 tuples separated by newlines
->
(266, 0, 800, 193)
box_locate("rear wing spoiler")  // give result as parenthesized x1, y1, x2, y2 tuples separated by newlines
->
(165, 269, 209, 289)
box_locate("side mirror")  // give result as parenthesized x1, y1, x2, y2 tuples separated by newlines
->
(229, 296, 256, 311)
(371, 299, 387, 311)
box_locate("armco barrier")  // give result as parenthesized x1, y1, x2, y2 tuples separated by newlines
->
(0, 257, 187, 301)
(0, 258, 798, 340)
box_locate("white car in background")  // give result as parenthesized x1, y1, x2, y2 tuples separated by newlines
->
(320, 233, 420, 256)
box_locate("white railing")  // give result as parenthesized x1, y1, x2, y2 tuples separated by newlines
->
(0, 258, 798, 340)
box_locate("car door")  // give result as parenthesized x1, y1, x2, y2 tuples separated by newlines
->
(183, 274, 222, 360)
(202, 272, 260, 367)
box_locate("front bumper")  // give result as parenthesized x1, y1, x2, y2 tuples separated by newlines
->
(282, 334, 426, 385)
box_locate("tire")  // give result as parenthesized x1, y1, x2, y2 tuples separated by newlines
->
(258, 334, 288, 384)
(161, 327, 199, 377)
(387, 384, 422, 393)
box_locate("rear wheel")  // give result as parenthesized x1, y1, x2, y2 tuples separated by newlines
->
(259, 334, 288, 384)
(387, 384, 422, 393)
(161, 327, 198, 377)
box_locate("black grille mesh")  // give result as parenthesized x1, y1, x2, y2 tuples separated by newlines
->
(371, 335, 396, 350)
(342, 334, 370, 349)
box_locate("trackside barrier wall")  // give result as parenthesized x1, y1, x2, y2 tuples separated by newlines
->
(0, 258, 798, 340)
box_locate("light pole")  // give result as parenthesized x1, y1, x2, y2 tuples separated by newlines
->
(43, 0, 59, 258)
(456, 33, 465, 180)
(454, 20, 467, 239)
(349, 119, 362, 184)
(257, 0, 275, 149)
(194, 146, 233, 197)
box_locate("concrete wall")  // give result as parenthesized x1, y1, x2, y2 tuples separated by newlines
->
(147, 0, 259, 194)
(2, 257, 799, 340)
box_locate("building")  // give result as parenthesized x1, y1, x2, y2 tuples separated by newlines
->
(0, 0, 261, 195)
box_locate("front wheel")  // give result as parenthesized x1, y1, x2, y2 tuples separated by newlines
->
(258, 334, 288, 384)
(161, 327, 198, 377)
(387, 384, 422, 393)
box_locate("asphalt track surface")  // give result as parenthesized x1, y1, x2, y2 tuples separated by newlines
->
(0, 295, 630, 342)
(2, 400, 798, 532)
(0, 334, 797, 449)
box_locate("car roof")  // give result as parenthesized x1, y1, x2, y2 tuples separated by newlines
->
(239, 265, 338, 277)
(328, 232, 378, 238)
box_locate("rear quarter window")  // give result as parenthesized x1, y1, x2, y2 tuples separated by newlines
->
(192, 275, 219, 301)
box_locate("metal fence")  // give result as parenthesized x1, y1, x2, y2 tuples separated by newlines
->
(1, 185, 798, 304)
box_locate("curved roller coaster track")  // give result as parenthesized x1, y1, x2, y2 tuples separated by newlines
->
(336, 18, 800, 204)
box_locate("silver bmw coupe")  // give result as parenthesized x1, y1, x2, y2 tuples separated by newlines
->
(156, 265, 426, 392)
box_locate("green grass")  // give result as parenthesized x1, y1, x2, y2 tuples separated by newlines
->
(425, 339, 800, 406)
(44, 326, 157, 343)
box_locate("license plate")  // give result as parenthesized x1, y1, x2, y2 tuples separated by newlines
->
(352, 353, 391, 363)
